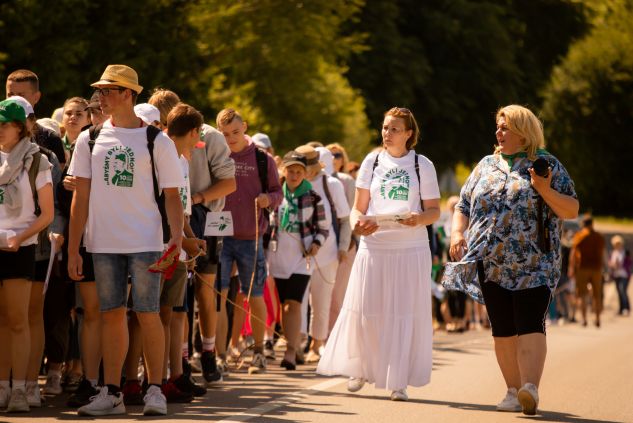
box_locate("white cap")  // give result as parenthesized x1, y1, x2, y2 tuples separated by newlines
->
(134, 103, 161, 125)
(7, 95, 34, 117)
(316, 146, 335, 175)
(36, 118, 61, 137)
(252, 132, 272, 149)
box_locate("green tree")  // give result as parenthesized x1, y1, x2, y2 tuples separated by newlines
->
(0, 0, 201, 116)
(541, 2, 633, 216)
(190, 0, 372, 158)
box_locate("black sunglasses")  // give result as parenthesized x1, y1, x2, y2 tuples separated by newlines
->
(94, 87, 126, 97)
(332, 152, 344, 159)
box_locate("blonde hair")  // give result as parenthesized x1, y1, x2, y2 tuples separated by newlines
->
(611, 235, 624, 247)
(384, 107, 420, 150)
(148, 88, 181, 126)
(326, 142, 349, 173)
(495, 105, 545, 160)
(216, 108, 243, 129)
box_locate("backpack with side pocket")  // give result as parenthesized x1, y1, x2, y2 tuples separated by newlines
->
(88, 124, 170, 243)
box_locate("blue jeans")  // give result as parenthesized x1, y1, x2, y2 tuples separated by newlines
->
(615, 276, 630, 313)
(92, 252, 162, 313)
(218, 237, 266, 297)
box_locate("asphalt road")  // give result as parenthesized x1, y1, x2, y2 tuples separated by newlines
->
(4, 283, 631, 423)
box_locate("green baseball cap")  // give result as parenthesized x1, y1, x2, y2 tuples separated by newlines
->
(0, 99, 27, 123)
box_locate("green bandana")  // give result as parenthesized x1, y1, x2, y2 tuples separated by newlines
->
(62, 134, 73, 152)
(501, 148, 549, 168)
(281, 179, 312, 231)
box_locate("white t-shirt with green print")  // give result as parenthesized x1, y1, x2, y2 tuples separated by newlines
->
(356, 150, 440, 249)
(68, 120, 185, 254)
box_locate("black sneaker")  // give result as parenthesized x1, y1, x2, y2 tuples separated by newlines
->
(161, 381, 193, 403)
(201, 351, 222, 386)
(182, 358, 193, 376)
(173, 373, 207, 397)
(66, 379, 98, 408)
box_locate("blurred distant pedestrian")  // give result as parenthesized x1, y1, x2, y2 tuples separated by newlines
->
(608, 235, 629, 316)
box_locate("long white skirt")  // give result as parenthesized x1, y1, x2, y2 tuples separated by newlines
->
(317, 244, 433, 390)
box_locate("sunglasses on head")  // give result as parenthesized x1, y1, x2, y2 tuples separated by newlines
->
(332, 152, 344, 159)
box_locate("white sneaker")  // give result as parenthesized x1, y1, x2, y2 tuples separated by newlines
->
(26, 381, 42, 407)
(78, 386, 125, 416)
(347, 377, 366, 393)
(496, 387, 521, 412)
(43, 373, 63, 395)
(7, 388, 29, 413)
(390, 388, 408, 401)
(248, 353, 267, 375)
(0, 384, 10, 408)
(143, 385, 167, 416)
(518, 383, 539, 415)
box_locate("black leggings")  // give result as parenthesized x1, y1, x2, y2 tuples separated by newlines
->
(481, 280, 552, 337)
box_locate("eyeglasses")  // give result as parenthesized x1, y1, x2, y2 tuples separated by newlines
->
(94, 87, 126, 97)
(332, 152, 344, 159)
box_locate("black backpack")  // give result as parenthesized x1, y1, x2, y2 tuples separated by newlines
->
(88, 125, 170, 243)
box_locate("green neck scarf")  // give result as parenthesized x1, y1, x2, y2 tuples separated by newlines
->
(281, 179, 312, 230)
(501, 148, 549, 167)
(62, 134, 73, 152)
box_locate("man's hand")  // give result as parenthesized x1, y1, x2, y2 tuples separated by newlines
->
(68, 251, 84, 281)
(449, 232, 468, 261)
(63, 175, 77, 191)
(256, 193, 270, 209)
(167, 235, 183, 259)
(182, 237, 206, 257)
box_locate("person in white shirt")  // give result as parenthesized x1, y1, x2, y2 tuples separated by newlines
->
(67, 65, 184, 417)
(0, 98, 54, 413)
(317, 107, 441, 402)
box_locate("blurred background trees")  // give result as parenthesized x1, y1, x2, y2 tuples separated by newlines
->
(1, 0, 630, 215)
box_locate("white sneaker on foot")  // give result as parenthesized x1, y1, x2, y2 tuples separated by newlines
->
(496, 387, 521, 412)
(43, 373, 63, 395)
(7, 388, 29, 413)
(143, 385, 167, 416)
(248, 353, 267, 375)
(390, 388, 408, 401)
(347, 377, 366, 393)
(0, 384, 10, 408)
(518, 383, 539, 415)
(26, 381, 42, 407)
(78, 386, 125, 416)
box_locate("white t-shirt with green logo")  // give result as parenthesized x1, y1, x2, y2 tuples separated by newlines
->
(178, 155, 192, 217)
(68, 120, 185, 253)
(0, 152, 52, 246)
(356, 150, 440, 249)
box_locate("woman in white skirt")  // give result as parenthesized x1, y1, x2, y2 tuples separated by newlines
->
(317, 107, 440, 401)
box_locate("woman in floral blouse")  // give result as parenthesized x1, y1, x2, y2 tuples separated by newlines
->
(442, 105, 578, 416)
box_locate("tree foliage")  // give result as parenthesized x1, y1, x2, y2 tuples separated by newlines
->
(541, 1, 633, 216)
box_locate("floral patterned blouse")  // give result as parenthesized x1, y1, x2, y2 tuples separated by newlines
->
(441, 153, 576, 303)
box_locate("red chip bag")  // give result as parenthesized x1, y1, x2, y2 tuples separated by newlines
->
(149, 245, 179, 280)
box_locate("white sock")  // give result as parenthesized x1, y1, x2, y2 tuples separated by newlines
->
(202, 336, 215, 352)
(13, 380, 26, 391)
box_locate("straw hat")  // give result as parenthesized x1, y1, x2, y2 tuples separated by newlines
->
(91, 64, 143, 94)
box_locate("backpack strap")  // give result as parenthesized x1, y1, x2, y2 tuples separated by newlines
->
(28, 151, 43, 217)
(255, 148, 269, 193)
(321, 174, 340, 242)
(88, 124, 102, 153)
(146, 125, 170, 243)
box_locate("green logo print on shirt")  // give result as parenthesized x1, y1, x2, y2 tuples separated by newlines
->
(0, 188, 4, 204)
(104, 146, 135, 187)
(380, 168, 410, 201)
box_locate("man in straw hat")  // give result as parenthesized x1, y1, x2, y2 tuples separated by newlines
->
(67, 64, 185, 416)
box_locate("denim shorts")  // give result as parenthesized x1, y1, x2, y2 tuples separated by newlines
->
(92, 252, 162, 313)
(218, 237, 266, 297)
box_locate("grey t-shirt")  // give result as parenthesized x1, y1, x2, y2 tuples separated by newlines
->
(189, 123, 235, 211)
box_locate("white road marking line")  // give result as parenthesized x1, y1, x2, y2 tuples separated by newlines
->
(218, 377, 346, 422)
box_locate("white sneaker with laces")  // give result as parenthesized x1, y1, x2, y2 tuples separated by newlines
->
(518, 383, 539, 415)
(0, 384, 10, 408)
(26, 381, 42, 407)
(347, 377, 366, 393)
(43, 373, 63, 395)
(248, 353, 267, 375)
(390, 388, 408, 402)
(78, 386, 125, 416)
(496, 387, 521, 412)
(143, 385, 167, 416)
(7, 388, 29, 413)
(217, 357, 230, 377)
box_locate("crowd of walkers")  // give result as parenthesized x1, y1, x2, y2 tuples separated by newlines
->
(0, 64, 628, 417)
